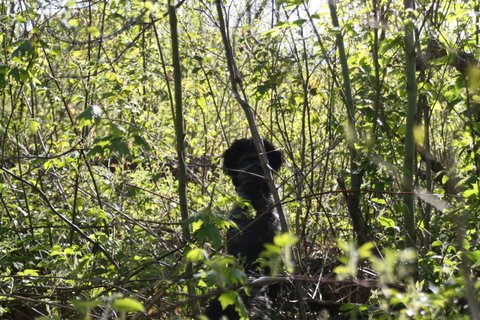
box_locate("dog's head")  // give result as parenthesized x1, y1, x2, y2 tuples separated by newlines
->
(223, 138, 282, 190)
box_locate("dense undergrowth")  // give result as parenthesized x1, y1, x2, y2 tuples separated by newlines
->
(0, 0, 479, 319)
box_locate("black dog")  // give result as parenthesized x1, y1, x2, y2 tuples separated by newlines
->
(205, 138, 283, 319)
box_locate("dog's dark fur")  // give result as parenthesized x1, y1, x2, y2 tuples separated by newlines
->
(205, 138, 283, 319)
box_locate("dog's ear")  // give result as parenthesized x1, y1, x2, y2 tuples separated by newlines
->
(263, 139, 283, 172)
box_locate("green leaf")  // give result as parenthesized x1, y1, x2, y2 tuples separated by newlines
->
(77, 105, 102, 127)
(378, 216, 396, 229)
(112, 298, 145, 312)
(87, 145, 104, 158)
(263, 243, 282, 255)
(218, 292, 237, 310)
(334, 265, 351, 280)
(12, 40, 34, 58)
(463, 184, 478, 198)
(86, 26, 100, 37)
(17, 269, 39, 276)
(466, 250, 480, 267)
(64, 0, 76, 8)
(291, 19, 306, 27)
(191, 219, 203, 233)
(28, 119, 40, 134)
(204, 224, 223, 248)
(191, 213, 224, 248)
(144, 1, 153, 9)
(50, 246, 63, 256)
(431, 240, 442, 248)
(133, 134, 151, 150)
(72, 300, 102, 309)
(110, 122, 127, 137)
(371, 197, 386, 205)
(256, 84, 269, 95)
(9, 67, 30, 83)
(414, 125, 425, 145)
(109, 138, 130, 156)
(273, 232, 298, 247)
(68, 19, 79, 27)
(358, 242, 375, 259)
(186, 248, 207, 263)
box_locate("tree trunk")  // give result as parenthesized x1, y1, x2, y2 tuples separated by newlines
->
(402, 0, 418, 277)
(168, 2, 196, 313)
(329, 1, 368, 246)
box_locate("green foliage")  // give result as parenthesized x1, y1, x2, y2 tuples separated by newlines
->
(77, 105, 103, 128)
(0, 0, 479, 318)
(260, 232, 298, 274)
(218, 292, 248, 319)
(334, 242, 475, 318)
(188, 209, 237, 249)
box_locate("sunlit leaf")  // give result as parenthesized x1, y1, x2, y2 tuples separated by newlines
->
(112, 298, 145, 312)
(186, 248, 207, 263)
(77, 105, 103, 127)
(17, 269, 39, 276)
(273, 232, 298, 247)
(28, 119, 40, 134)
(378, 216, 396, 229)
(144, 1, 153, 9)
(86, 26, 100, 37)
(413, 125, 425, 146)
(218, 292, 236, 308)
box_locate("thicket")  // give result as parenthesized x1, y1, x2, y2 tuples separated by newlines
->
(0, 0, 479, 319)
